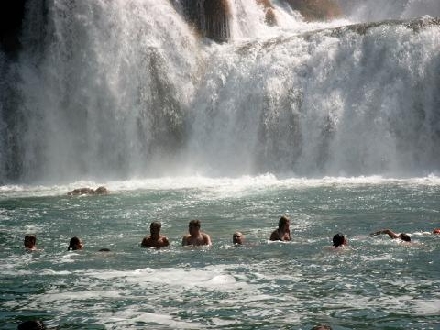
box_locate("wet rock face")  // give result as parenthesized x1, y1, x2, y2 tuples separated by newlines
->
(174, 0, 342, 41)
(0, 0, 27, 57)
(203, 0, 231, 41)
(1, 0, 341, 54)
(257, 0, 278, 26)
(282, 0, 342, 21)
(178, 0, 231, 42)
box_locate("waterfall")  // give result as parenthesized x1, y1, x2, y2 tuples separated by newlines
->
(1, 0, 439, 182)
(335, 0, 440, 22)
(3, 0, 201, 181)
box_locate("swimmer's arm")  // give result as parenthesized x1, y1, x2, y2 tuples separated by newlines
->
(370, 229, 399, 239)
(384, 229, 399, 239)
(204, 234, 212, 246)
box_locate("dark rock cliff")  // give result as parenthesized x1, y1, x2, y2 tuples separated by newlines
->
(0, 0, 27, 58)
(177, 0, 231, 42)
(282, 0, 342, 21)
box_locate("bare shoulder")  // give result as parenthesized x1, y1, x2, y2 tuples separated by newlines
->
(269, 230, 279, 241)
(161, 236, 170, 247)
(203, 233, 212, 245)
(141, 236, 151, 247)
(181, 235, 191, 246)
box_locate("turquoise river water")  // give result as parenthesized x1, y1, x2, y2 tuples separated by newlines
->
(1, 176, 439, 329)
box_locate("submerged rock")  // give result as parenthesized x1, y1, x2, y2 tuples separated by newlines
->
(67, 186, 109, 196)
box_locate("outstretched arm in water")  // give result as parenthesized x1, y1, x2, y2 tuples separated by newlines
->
(370, 229, 400, 239)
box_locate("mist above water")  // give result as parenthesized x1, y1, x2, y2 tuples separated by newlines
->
(336, 0, 440, 22)
(1, 0, 439, 183)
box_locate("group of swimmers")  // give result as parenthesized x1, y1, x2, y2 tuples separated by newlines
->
(18, 212, 440, 330)
(140, 215, 291, 248)
(141, 215, 440, 249)
(24, 215, 439, 251)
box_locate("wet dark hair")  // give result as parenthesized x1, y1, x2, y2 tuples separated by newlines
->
(311, 324, 332, 330)
(24, 235, 36, 246)
(189, 219, 201, 228)
(150, 222, 161, 229)
(278, 215, 290, 228)
(17, 320, 46, 330)
(25, 235, 36, 242)
(332, 233, 346, 247)
(68, 236, 82, 250)
(400, 233, 411, 242)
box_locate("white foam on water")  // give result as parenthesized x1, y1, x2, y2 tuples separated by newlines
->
(40, 269, 71, 276)
(1, 268, 34, 276)
(84, 266, 245, 292)
(37, 290, 122, 304)
(100, 309, 201, 329)
(58, 253, 80, 263)
(412, 299, 440, 315)
(1, 174, 440, 200)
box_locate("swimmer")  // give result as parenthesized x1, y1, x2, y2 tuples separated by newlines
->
(370, 229, 411, 242)
(311, 325, 332, 330)
(141, 222, 170, 248)
(332, 233, 347, 248)
(17, 320, 46, 330)
(233, 232, 245, 245)
(68, 236, 83, 250)
(433, 228, 440, 235)
(182, 219, 212, 246)
(24, 235, 37, 251)
(269, 215, 291, 241)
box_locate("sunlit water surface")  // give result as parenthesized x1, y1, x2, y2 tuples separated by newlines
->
(1, 176, 440, 329)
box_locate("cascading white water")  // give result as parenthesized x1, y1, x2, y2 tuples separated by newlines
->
(336, 0, 440, 22)
(183, 0, 440, 177)
(1, 0, 439, 182)
(16, 0, 201, 181)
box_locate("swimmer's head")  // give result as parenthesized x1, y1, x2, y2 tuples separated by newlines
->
(311, 325, 332, 330)
(332, 233, 347, 247)
(68, 236, 83, 250)
(17, 320, 46, 330)
(233, 232, 244, 245)
(24, 235, 37, 249)
(279, 215, 290, 229)
(399, 233, 411, 242)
